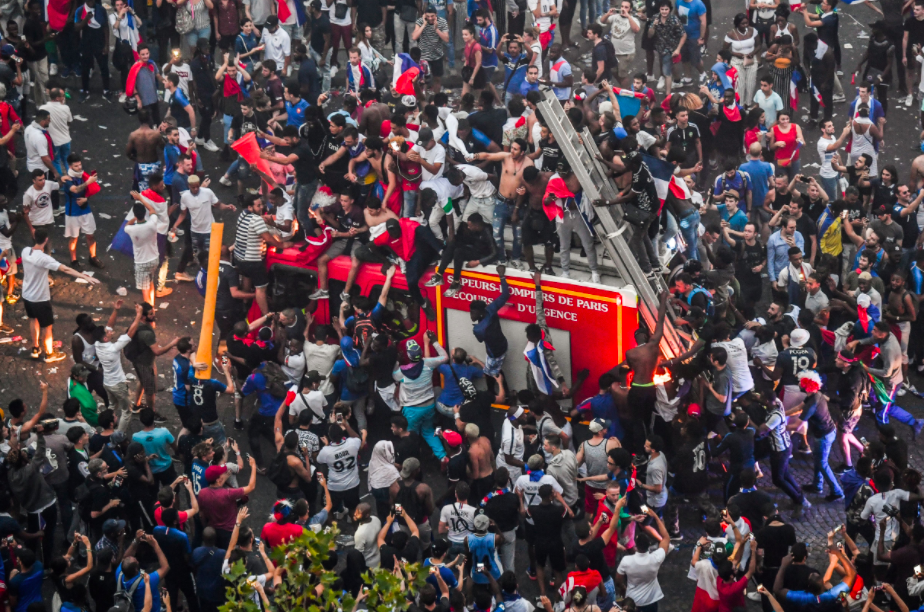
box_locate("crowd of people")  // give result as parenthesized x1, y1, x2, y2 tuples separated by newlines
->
(0, 0, 921, 611)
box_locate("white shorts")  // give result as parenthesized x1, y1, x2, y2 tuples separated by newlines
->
(898, 321, 911, 364)
(64, 214, 96, 238)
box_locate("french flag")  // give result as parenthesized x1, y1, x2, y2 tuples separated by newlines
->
(277, 0, 307, 27)
(641, 152, 691, 213)
(812, 85, 825, 107)
(790, 71, 802, 111)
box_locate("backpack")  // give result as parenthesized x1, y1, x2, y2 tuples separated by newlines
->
(267, 451, 294, 489)
(343, 362, 370, 395)
(260, 361, 290, 398)
(113, 571, 144, 612)
(352, 316, 377, 350)
(597, 40, 618, 76)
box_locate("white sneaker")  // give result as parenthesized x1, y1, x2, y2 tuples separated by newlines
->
(680, 77, 693, 85)
(698, 73, 708, 84)
(836, 70, 844, 76)
(898, 387, 908, 397)
(202, 139, 220, 152)
(49, 63, 58, 76)
(656, 76, 665, 92)
(118, 92, 127, 104)
(591, 271, 601, 284)
(560, 270, 571, 279)
(195, 137, 206, 146)
(219, 175, 233, 187)
(308, 288, 329, 299)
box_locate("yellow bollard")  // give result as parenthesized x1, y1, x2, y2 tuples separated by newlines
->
(195, 223, 223, 380)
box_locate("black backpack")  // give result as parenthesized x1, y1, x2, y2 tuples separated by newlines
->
(112, 572, 144, 612)
(343, 362, 370, 395)
(260, 362, 290, 398)
(267, 452, 294, 489)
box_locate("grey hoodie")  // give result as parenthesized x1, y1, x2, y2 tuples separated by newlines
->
(9, 434, 57, 513)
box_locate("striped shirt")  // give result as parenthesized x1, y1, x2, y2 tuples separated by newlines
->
(764, 401, 790, 452)
(234, 210, 269, 262)
(414, 17, 448, 61)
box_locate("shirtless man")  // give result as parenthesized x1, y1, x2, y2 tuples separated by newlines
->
(363, 194, 399, 239)
(465, 422, 495, 503)
(884, 272, 917, 393)
(519, 165, 556, 272)
(621, 291, 671, 454)
(472, 139, 534, 268)
(126, 108, 165, 191)
(357, 90, 392, 139)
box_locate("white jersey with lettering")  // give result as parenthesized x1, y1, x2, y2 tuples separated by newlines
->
(514, 473, 562, 525)
(439, 502, 477, 543)
(317, 437, 362, 491)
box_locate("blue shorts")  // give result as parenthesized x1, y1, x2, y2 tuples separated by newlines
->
(484, 352, 506, 377)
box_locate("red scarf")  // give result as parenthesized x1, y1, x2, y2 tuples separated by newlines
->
(125, 60, 155, 98)
(722, 104, 742, 122)
(223, 74, 245, 102)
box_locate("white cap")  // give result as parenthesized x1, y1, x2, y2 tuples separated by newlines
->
(789, 328, 811, 348)
(857, 293, 872, 309)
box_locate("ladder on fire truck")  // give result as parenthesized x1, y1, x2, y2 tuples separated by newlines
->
(535, 88, 689, 360)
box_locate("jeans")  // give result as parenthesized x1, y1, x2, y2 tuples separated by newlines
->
(819, 175, 839, 202)
(53, 142, 72, 179)
(226, 158, 252, 181)
(492, 198, 521, 263)
(393, 15, 418, 54)
(295, 180, 320, 231)
(197, 99, 215, 143)
(308, 46, 333, 93)
(769, 447, 804, 503)
(183, 26, 212, 57)
(191, 231, 211, 260)
(813, 429, 844, 496)
(598, 578, 616, 611)
(402, 403, 445, 458)
(222, 113, 235, 144)
(875, 395, 918, 427)
(52, 481, 74, 543)
(202, 419, 227, 446)
(579, 0, 601, 30)
(402, 190, 418, 217)
(678, 209, 700, 261)
(342, 395, 370, 434)
(29, 58, 48, 106)
(282, 23, 303, 42)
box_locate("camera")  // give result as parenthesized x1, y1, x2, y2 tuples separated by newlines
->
(883, 504, 900, 517)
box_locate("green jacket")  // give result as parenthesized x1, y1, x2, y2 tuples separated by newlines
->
(68, 379, 99, 426)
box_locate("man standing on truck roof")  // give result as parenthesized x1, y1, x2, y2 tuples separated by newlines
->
(470, 264, 510, 382)
(525, 270, 569, 398)
(621, 291, 671, 455)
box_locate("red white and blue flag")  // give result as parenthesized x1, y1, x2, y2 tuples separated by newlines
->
(277, 0, 307, 26)
(812, 85, 825, 107)
(641, 152, 692, 213)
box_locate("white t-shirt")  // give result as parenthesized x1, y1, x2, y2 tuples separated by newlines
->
(124, 220, 159, 264)
(0, 210, 12, 250)
(288, 389, 327, 424)
(316, 437, 362, 491)
(861, 489, 910, 543)
(21, 246, 61, 303)
(24, 123, 51, 173)
(712, 338, 754, 394)
(145, 196, 170, 234)
(529, 42, 543, 77)
(95, 335, 133, 386)
(180, 187, 220, 234)
(528, 0, 558, 33)
(418, 143, 446, 181)
(261, 27, 292, 65)
(817, 134, 839, 179)
(282, 350, 306, 385)
(419, 178, 464, 212)
(438, 502, 477, 543)
(616, 548, 666, 606)
(162, 62, 192, 97)
(354, 517, 383, 568)
(110, 12, 141, 51)
(39, 101, 73, 147)
(304, 342, 341, 395)
(23, 181, 59, 226)
(275, 195, 295, 239)
(221, 560, 266, 605)
(514, 473, 562, 525)
(496, 419, 525, 480)
(457, 164, 496, 199)
(725, 517, 751, 571)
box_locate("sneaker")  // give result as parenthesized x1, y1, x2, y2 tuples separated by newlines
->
(30, 346, 41, 359)
(155, 288, 174, 298)
(680, 77, 693, 85)
(656, 76, 665, 91)
(195, 137, 206, 146)
(59, 66, 70, 78)
(79, 91, 89, 103)
(591, 271, 601, 283)
(669, 532, 683, 541)
(0, 324, 12, 334)
(340, 291, 351, 304)
(53, 208, 64, 217)
(422, 299, 436, 321)
(153, 412, 168, 423)
(234, 419, 244, 431)
(70, 260, 82, 270)
(698, 73, 708, 84)
(174, 272, 194, 282)
(444, 284, 461, 297)
(50, 63, 59, 76)
(898, 386, 908, 397)
(832, 94, 846, 103)
(308, 288, 329, 300)
(825, 492, 845, 502)
(801, 484, 823, 494)
(906, 383, 919, 395)
(668, 543, 676, 554)
(202, 139, 220, 152)
(103, 90, 113, 101)
(560, 270, 571, 279)
(118, 93, 127, 104)
(527, 568, 537, 580)
(5, 293, 18, 304)
(424, 273, 444, 287)
(918, 362, 924, 373)
(833, 463, 850, 474)
(836, 70, 844, 76)
(89, 256, 105, 269)
(44, 350, 66, 363)
(219, 175, 233, 187)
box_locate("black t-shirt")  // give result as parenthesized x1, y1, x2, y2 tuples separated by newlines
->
(870, 177, 898, 210)
(265, 77, 285, 109)
(631, 162, 658, 213)
(126, 462, 157, 508)
(735, 239, 766, 286)
(672, 439, 709, 495)
(290, 141, 319, 185)
(369, 345, 399, 387)
(667, 124, 701, 165)
(842, 198, 864, 243)
(381, 536, 421, 570)
(805, 196, 827, 222)
(592, 42, 609, 77)
(482, 490, 519, 532)
(458, 391, 495, 443)
(393, 432, 421, 466)
(539, 138, 562, 173)
(88, 568, 116, 612)
(794, 214, 817, 247)
(88, 477, 115, 532)
(846, 166, 872, 197)
(905, 16, 924, 47)
(67, 447, 89, 497)
(231, 110, 269, 136)
(755, 522, 796, 569)
(447, 451, 467, 483)
(573, 537, 609, 577)
(355, 0, 385, 27)
(88, 433, 111, 455)
(771, 190, 792, 213)
(728, 490, 774, 530)
(190, 378, 223, 424)
(21, 18, 47, 61)
(310, 13, 331, 55)
(468, 108, 507, 145)
(530, 503, 566, 547)
(227, 335, 260, 379)
(215, 261, 242, 315)
(784, 564, 820, 591)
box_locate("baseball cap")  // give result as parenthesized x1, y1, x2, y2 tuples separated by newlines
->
(857, 293, 872, 309)
(265, 15, 280, 26)
(102, 518, 126, 537)
(205, 465, 228, 483)
(789, 328, 810, 348)
(401, 95, 417, 108)
(305, 370, 324, 385)
(443, 430, 463, 447)
(71, 363, 91, 378)
(417, 127, 434, 144)
(0, 44, 14, 58)
(473, 514, 490, 533)
(406, 340, 422, 362)
(400, 457, 420, 479)
(876, 205, 889, 215)
(588, 418, 610, 434)
(687, 403, 702, 418)
(110, 430, 128, 445)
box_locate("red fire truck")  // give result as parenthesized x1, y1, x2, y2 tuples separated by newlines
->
(265, 246, 639, 405)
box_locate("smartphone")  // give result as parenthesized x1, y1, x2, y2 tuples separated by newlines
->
(477, 563, 485, 572)
(860, 437, 868, 445)
(640, 505, 649, 514)
(435, 427, 442, 436)
(915, 565, 922, 575)
(429, 567, 438, 575)
(395, 504, 403, 513)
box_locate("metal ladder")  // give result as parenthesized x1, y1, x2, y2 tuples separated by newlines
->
(535, 88, 688, 359)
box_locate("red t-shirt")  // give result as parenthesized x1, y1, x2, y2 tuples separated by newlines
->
(372, 218, 419, 261)
(197, 487, 245, 531)
(261, 522, 306, 550)
(154, 504, 189, 530)
(716, 576, 748, 612)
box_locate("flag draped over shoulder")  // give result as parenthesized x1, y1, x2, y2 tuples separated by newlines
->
(817, 206, 843, 256)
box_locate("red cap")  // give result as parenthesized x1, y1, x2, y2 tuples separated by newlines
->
(443, 430, 463, 447)
(205, 465, 228, 483)
(687, 403, 702, 418)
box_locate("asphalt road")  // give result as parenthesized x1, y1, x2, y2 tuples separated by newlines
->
(8, 5, 924, 608)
